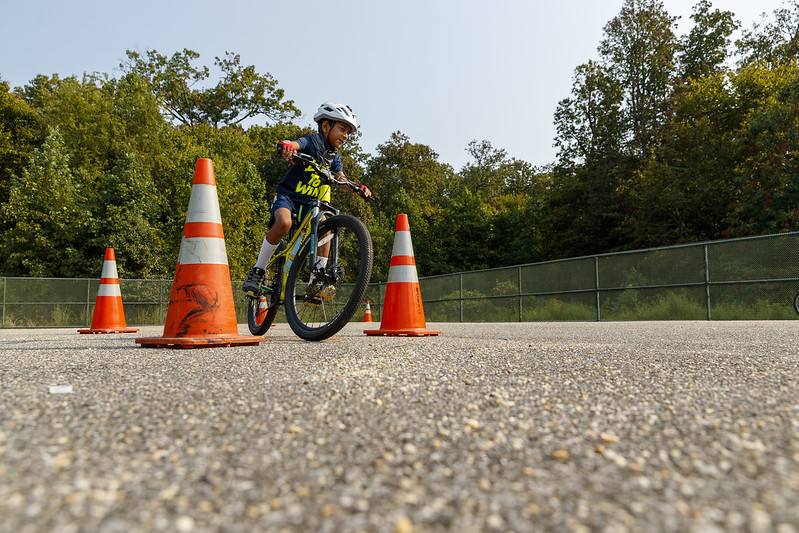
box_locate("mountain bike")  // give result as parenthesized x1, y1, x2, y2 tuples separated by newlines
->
(246, 150, 373, 341)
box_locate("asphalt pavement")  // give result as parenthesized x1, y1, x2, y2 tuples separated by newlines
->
(1, 321, 798, 532)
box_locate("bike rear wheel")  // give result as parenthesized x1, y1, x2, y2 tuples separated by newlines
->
(284, 214, 373, 341)
(793, 291, 799, 317)
(247, 253, 285, 335)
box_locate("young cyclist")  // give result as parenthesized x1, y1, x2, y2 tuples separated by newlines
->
(242, 102, 371, 299)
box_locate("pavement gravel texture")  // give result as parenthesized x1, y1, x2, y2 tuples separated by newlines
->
(1, 321, 798, 532)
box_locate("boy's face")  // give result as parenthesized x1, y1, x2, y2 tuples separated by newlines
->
(323, 121, 351, 149)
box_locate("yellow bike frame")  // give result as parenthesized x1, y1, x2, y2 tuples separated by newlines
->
(269, 184, 334, 301)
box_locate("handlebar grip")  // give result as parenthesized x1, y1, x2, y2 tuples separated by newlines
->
(276, 142, 291, 154)
(352, 183, 374, 202)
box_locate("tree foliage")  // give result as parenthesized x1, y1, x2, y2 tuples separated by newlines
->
(2, 128, 94, 276)
(737, 1, 799, 67)
(599, 0, 678, 158)
(0, 80, 43, 207)
(122, 49, 300, 127)
(554, 60, 624, 166)
(680, 0, 739, 81)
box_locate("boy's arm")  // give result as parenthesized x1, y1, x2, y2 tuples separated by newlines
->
(336, 171, 372, 198)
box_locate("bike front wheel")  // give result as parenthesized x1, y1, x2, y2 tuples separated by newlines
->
(284, 214, 373, 341)
(793, 291, 799, 317)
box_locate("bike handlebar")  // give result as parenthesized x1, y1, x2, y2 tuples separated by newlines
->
(276, 143, 374, 201)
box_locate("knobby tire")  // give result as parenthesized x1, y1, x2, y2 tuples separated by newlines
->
(284, 214, 372, 341)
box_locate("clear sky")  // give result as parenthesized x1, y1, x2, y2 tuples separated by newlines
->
(0, 0, 788, 170)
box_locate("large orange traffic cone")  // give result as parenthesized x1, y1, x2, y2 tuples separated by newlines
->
(78, 248, 138, 334)
(363, 301, 373, 322)
(365, 214, 440, 337)
(136, 159, 264, 348)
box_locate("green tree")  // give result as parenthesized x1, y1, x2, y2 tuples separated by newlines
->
(92, 154, 167, 278)
(737, 1, 799, 67)
(599, 0, 679, 157)
(450, 141, 546, 268)
(553, 60, 624, 165)
(122, 49, 300, 127)
(460, 140, 543, 197)
(539, 158, 637, 259)
(620, 72, 744, 247)
(429, 190, 495, 273)
(726, 64, 799, 235)
(431, 191, 543, 273)
(459, 140, 510, 196)
(26, 74, 116, 171)
(680, 0, 739, 80)
(364, 132, 454, 279)
(547, 59, 630, 259)
(1, 128, 95, 276)
(490, 194, 544, 267)
(0, 79, 44, 208)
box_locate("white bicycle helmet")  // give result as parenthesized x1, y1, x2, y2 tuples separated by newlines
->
(313, 102, 358, 133)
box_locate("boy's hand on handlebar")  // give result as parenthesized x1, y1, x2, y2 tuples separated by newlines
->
(357, 183, 371, 198)
(353, 182, 373, 200)
(276, 142, 297, 162)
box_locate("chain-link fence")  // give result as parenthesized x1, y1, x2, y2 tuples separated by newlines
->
(420, 232, 799, 322)
(3, 232, 799, 328)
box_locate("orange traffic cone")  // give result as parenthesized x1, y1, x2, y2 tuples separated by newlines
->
(78, 248, 139, 334)
(253, 296, 276, 328)
(365, 214, 440, 337)
(136, 159, 264, 348)
(363, 301, 373, 322)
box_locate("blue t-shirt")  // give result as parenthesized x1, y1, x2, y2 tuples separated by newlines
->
(275, 134, 343, 204)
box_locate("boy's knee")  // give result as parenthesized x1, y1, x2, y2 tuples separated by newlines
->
(272, 212, 292, 234)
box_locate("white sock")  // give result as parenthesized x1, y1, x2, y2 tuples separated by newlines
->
(255, 239, 279, 270)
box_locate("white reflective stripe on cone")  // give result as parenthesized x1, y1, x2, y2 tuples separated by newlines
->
(177, 237, 229, 265)
(387, 264, 419, 284)
(100, 260, 118, 279)
(185, 184, 223, 224)
(391, 231, 414, 257)
(97, 283, 122, 297)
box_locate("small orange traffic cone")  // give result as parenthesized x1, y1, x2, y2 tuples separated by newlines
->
(253, 296, 276, 328)
(78, 248, 138, 334)
(255, 297, 268, 327)
(365, 214, 440, 337)
(363, 301, 373, 322)
(136, 159, 264, 348)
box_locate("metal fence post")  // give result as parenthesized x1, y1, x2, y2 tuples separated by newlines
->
(518, 266, 522, 322)
(595, 257, 601, 321)
(704, 244, 711, 320)
(2, 277, 5, 328)
(377, 281, 383, 322)
(86, 279, 91, 327)
(159, 280, 164, 325)
(459, 273, 464, 322)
